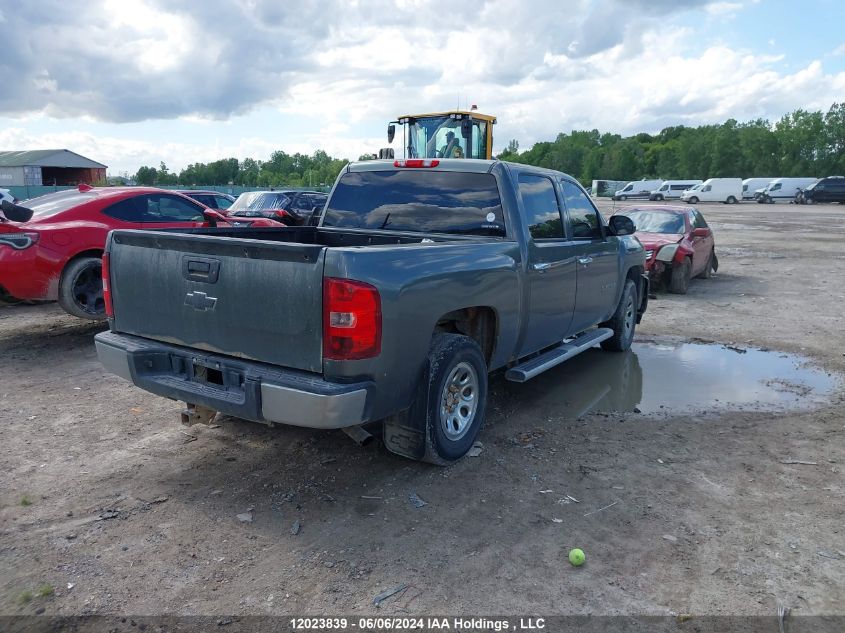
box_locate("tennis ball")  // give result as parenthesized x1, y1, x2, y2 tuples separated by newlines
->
(569, 548, 586, 566)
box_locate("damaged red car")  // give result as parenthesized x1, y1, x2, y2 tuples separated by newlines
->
(0, 186, 214, 318)
(612, 205, 717, 294)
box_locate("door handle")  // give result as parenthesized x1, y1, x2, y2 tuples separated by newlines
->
(578, 256, 593, 266)
(532, 262, 551, 271)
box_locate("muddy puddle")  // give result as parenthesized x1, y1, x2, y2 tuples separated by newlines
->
(499, 339, 838, 417)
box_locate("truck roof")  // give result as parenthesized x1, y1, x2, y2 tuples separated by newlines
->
(346, 158, 581, 183)
(348, 158, 498, 174)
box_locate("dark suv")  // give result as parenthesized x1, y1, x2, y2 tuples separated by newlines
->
(797, 177, 845, 204)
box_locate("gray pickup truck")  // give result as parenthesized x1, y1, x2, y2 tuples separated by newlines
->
(95, 159, 648, 463)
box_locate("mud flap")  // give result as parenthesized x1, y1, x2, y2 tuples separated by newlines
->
(381, 359, 430, 461)
(382, 414, 426, 460)
(637, 273, 650, 324)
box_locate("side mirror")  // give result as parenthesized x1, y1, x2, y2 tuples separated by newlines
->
(608, 215, 635, 236)
(387, 124, 396, 144)
(692, 227, 711, 237)
(460, 118, 472, 139)
(202, 209, 229, 227)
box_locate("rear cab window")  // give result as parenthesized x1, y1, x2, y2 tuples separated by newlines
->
(322, 170, 505, 237)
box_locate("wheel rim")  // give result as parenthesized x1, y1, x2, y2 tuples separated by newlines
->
(623, 293, 635, 339)
(439, 361, 479, 441)
(72, 263, 104, 314)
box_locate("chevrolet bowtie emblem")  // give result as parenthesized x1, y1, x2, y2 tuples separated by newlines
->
(185, 291, 217, 311)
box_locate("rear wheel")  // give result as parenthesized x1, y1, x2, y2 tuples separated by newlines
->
(726, 195, 737, 204)
(669, 257, 691, 294)
(421, 334, 488, 465)
(697, 249, 715, 279)
(58, 256, 105, 319)
(600, 279, 637, 352)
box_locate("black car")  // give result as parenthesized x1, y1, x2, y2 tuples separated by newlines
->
(227, 190, 328, 225)
(177, 190, 236, 210)
(798, 177, 845, 204)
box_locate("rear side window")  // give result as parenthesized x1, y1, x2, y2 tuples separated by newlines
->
(518, 173, 563, 239)
(561, 180, 603, 239)
(103, 197, 145, 222)
(215, 195, 234, 209)
(24, 190, 98, 219)
(322, 170, 505, 237)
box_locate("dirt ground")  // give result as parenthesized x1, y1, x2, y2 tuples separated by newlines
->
(1, 200, 844, 618)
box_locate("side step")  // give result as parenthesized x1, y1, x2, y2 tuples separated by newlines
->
(505, 328, 613, 383)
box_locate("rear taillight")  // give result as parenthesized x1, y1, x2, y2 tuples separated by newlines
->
(0, 231, 39, 250)
(323, 278, 381, 361)
(394, 159, 439, 168)
(102, 252, 114, 318)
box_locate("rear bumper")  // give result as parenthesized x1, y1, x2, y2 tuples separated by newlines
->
(95, 331, 373, 429)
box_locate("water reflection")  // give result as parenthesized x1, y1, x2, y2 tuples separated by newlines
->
(498, 340, 837, 416)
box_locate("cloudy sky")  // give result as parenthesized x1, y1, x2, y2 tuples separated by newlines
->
(1, 0, 843, 174)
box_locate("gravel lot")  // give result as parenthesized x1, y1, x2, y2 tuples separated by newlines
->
(1, 200, 844, 617)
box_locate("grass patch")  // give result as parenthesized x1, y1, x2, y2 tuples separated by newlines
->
(37, 584, 54, 598)
(20, 496, 32, 506)
(17, 590, 33, 604)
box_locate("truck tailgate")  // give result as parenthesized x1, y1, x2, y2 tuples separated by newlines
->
(108, 230, 326, 373)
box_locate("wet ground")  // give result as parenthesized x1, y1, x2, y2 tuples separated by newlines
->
(502, 339, 838, 417)
(1, 200, 845, 618)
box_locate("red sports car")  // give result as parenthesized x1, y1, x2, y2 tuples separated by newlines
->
(612, 205, 717, 294)
(0, 185, 218, 318)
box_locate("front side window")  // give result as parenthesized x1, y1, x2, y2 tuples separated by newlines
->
(322, 170, 504, 237)
(518, 173, 563, 239)
(770, 183, 782, 191)
(215, 195, 234, 209)
(561, 180, 603, 239)
(143, 195, 205, 222)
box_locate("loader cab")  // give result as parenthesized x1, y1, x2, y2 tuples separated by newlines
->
(384, 111, 497, 160)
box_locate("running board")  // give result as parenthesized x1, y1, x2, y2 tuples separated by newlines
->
(505, 328, 614, 383)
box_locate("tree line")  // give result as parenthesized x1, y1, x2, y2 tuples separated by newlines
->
(131, 104, 844, 188)
(498, 103, 845, 185)
(132, 150, 349, 188)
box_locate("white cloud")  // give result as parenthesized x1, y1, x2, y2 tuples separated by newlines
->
(1, 0, 843, 174)
(705, 1, 743, 16)
(833, 43, 845, 56)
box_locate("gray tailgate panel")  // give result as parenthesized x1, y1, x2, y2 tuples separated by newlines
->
(110, 232, 325, 373)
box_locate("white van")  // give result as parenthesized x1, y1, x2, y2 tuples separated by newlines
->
(742, 178, 775, 200)
(649, 180, 703, 201)
(757, 177, 818, 203)
(679, 178, 742, 204)
(613, 179, 664, 201)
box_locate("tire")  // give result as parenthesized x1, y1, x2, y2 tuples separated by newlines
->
(619, 195, 627, 201)
(58, 256, 105, 319)
(688, 196, 699, 204)
(600, 279, 637, 352)
(420, 334, 488, 465)
(726, 195, 737, 204)
(696, 249, 715, 279)
(668, 257, 691, 294)
(654, 194, 664, 201)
